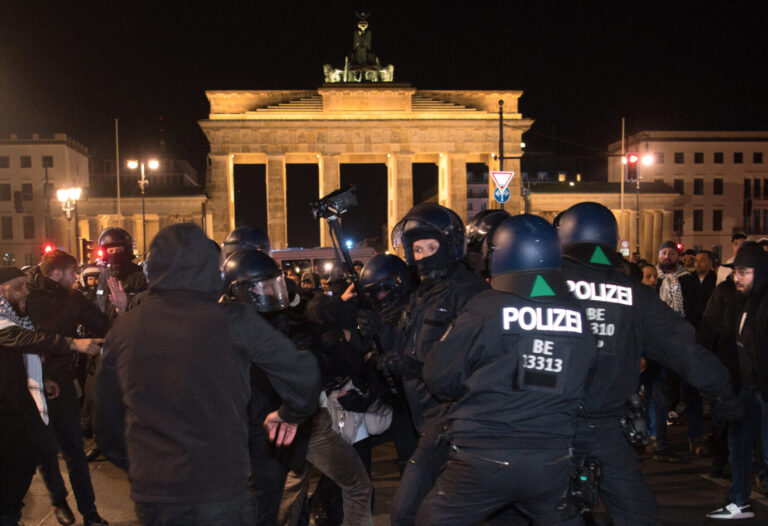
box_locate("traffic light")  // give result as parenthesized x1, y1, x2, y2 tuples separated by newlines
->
(81, 239, 94, 264)
(625, 152, 639, 183)
(41, 242, 55, 255)
(676, 242, 684, 253)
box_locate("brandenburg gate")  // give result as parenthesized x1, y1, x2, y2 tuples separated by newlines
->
(199, 16, 532, 249)
(200, 87, 532, 250)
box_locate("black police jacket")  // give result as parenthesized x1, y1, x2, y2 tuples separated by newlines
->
(561, 254, 733, 417)
(424, 281, 597, 449)
(396, 263, 488, 432)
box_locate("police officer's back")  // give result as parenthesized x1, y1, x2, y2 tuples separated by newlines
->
(417, 214, 595, 525)
(557, 202, 734, 526)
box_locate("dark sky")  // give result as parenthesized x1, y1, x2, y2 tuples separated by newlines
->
(1, 1, 766, 244)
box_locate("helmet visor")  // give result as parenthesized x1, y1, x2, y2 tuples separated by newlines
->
(239, 274, 290, 312)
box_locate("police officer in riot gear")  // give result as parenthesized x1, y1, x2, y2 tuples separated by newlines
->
(557, 202, 736, 526)
(94, 227, 146, 319)
(386, 203, 488, 525)
(222, 249, 291, 312)
(417, 214, 596, 525)
(465, 209, 510, 276)
(221, 226, 271, 262)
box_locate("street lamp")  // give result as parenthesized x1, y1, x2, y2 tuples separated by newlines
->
(57, 187, 82, 259)
(625, 152, 654, 257)
(126, 159, 159, 258)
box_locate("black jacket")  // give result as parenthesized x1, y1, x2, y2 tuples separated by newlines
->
(95, 262, 147, 321)
(0, 318, 72, 416)
(424, 277, 597, 449)
(395, 263, 488, 432)
(94, 224, 321, 504)
(561, 251, 733, 418)
(680, 270, 717, 329)
(26, 268, 110, 382)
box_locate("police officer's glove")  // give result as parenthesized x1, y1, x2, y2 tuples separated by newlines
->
(711, 397, 745, 422)
(356, 310, 382, 339)
(337, 390, 372, 412)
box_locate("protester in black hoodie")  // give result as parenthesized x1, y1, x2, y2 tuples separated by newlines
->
(94, 223, 321, 526)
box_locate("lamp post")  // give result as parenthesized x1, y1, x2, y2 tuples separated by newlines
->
(57, 187, 82, 259)
(126, 159, 159, 258)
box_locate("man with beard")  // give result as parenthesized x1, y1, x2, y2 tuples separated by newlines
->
(707, 242, 768, 520)
(0, 267, 101, 526)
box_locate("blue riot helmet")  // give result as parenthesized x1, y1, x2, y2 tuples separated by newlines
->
(221, 226, 271, 262)
(222, 249, 289, 311)
(490, 214, 562, 276)
(557, 202, 618, 251)
(359, 254, 415, 312)
(391, 203, 465, 268)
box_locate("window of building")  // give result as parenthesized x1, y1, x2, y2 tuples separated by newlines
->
(713, 210, 723, 231)
(755, 210, 762, 233)
(694, 152, 704, 164)
(20, 156, 31, 168)
(734, 152, 744, 164)
(24, 254, 35, 266)
(764, 178, 768, 199)
(756, 179, 762, 199)
(22, 216, 34, 239)
(714, 152, 724, 164)
(764, 210, 768, 233)
(42, 156, 54, 168)
(673, 210, 684, 233)
(0, 184, 10, 201)
(674, 179, 684, 194)
(714, 178, 724, 195)
(745, 179, 752, 199)
(693, 178, 704, 195)
(674, 152, 684, 164)
(655, 152, 664, 164)
(21, 183, 33, 201)
(0, 156, 9, 168)
(755, 152, 764, 164)
(693, 210, 703, 231)
(1, 217, 12, 240)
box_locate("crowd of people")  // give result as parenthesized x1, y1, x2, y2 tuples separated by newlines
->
(1, 200, 767, 526)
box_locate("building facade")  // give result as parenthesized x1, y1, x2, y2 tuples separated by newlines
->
(0, 134, 89, 266)
(608, 131, 768, 258)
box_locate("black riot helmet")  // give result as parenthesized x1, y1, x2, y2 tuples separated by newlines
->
(490, 214, 562, 276)
(466, 209, 511, 254)
(391, 203, 466, 266)
(96, 227, 134, 266)
(359, 254, 415, 312)
(221, 226, 271, 262)
(222, 249, 290, 312)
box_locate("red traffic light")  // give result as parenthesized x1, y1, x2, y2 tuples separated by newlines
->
(626, 153, 639, 165)
(42, 243, 55, 254)
(676, 243, 684, 252)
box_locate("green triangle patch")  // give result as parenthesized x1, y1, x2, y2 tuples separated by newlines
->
(589, 245, 612, 265)
(530, 275, 556, 297)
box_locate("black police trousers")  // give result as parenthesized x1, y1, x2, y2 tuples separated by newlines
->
(415, 445, 582, 526)
(572, 417, 660, 526)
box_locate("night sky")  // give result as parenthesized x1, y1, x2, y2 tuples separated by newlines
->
(2, 1, 766, 246)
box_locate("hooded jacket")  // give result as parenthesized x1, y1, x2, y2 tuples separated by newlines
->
(94, 223, 321, 503)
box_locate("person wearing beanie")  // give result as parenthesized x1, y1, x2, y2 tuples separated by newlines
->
(0, 267, 102, 526)
(716, 232, 748, 285)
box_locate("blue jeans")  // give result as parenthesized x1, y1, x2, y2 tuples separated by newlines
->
(640, 370, 668, 449)
(728, 389, 768, 505)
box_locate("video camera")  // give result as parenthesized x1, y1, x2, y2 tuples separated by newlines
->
(310, 186, 358, 220)
(619, 393, 650, 446)
(569, 456, 602, 512)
